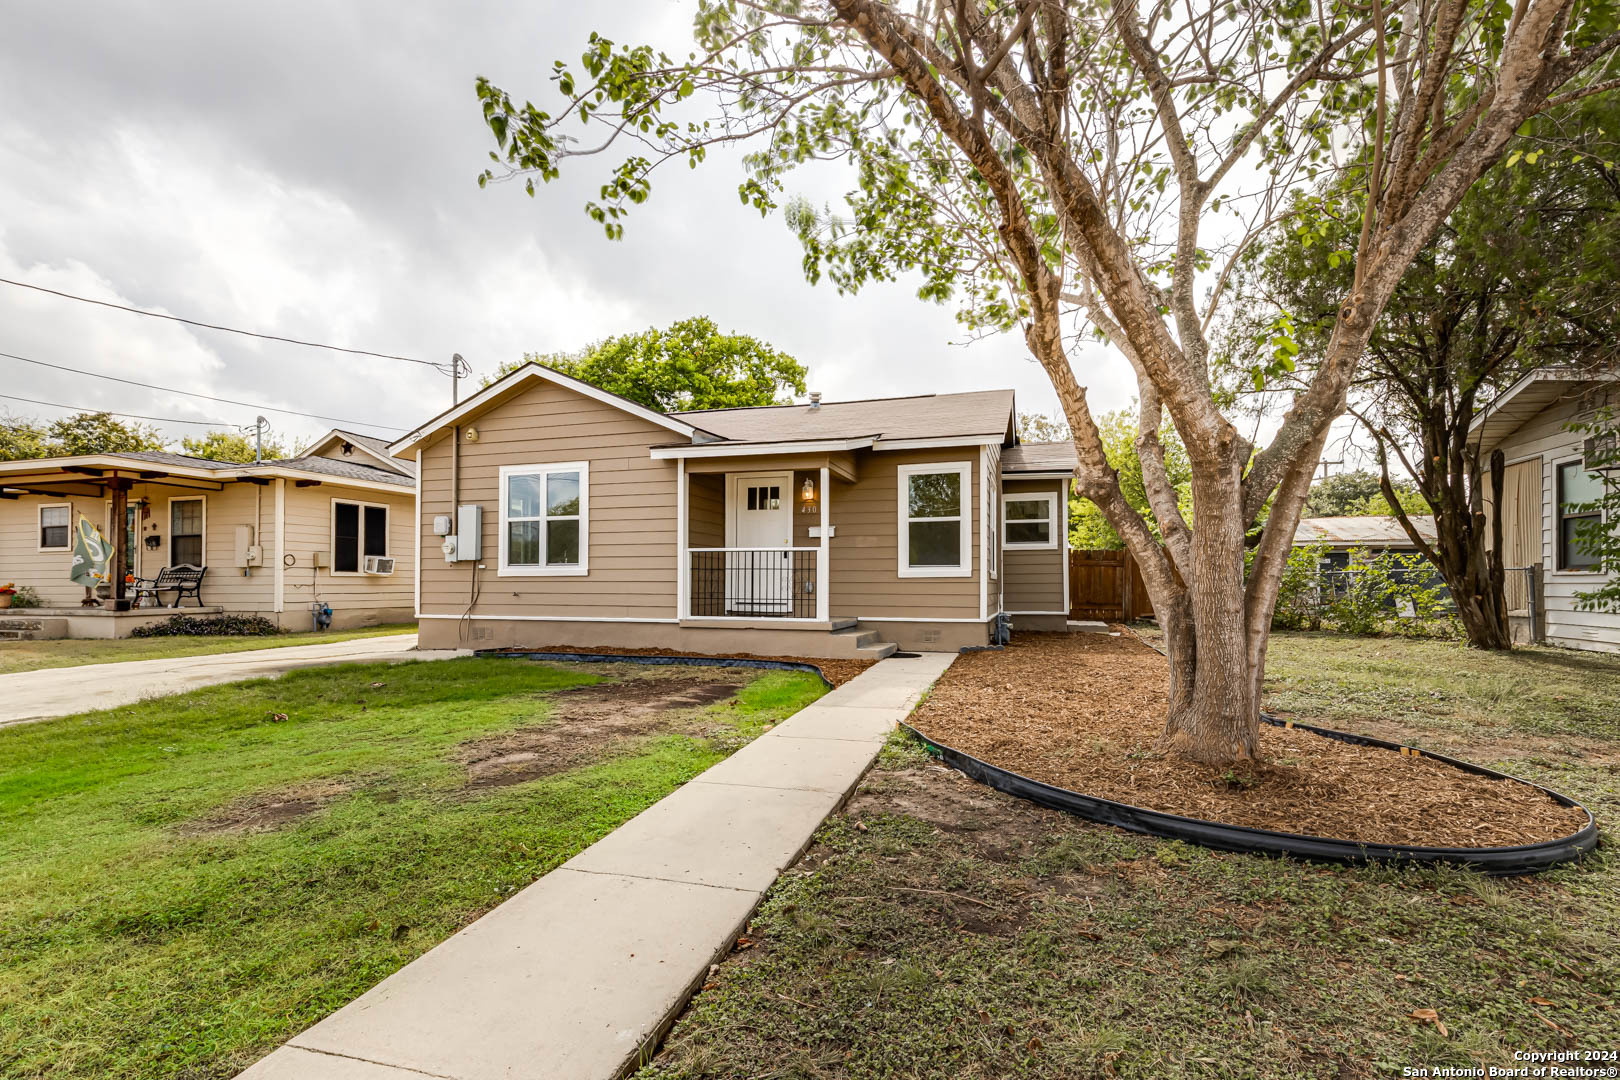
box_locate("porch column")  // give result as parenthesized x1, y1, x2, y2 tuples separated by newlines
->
(816, 466, 829, 623)
(677, 458, 690, 620)
(109, 479, 130, 605)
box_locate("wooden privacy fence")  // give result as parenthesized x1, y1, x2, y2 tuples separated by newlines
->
(1068, 548, 1154, 622)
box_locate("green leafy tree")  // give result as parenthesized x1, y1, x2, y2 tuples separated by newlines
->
(1069, 410, 1193, 551)
(0, 415, 51, 462)
(1304, 470, 1423, 517)
(486, 316, 807, 412)
(1234, 94, 1620, 650)
(1017, 412, 1071, 444)
(43, 413, 166, 457)
(1566, 407, 1620, 610)
(477, 0, 1620, 763)
(181, 429, 291, 463)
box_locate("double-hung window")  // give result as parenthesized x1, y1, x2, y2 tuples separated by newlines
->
(170, 498, 205, 567)
(897, 461, 972, 577)
(500, 462, 588, 575)
(1004, 492, 1059, 549)
(1556, 461, 1605, 571)
(38, 504, 70, 551)
(332, 500, 389, 573)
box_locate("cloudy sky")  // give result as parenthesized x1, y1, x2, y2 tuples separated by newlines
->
(0, 1, 1151, 455)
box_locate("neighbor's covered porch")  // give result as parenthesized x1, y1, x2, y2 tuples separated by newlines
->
(660, 444, 859, 627)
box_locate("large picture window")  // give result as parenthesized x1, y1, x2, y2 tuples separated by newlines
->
(1004, 492, 1058, 549)
(897, 461, 971, 577)
(1557, 461, 1605, 571)
(38, 504, 70, 551)
(170, 498, 205, 567)
(500, 462, 588, 576)
(332, 500, 389, 573)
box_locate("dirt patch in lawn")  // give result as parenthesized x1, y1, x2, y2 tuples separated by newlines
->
(493, 645, 874, 688)
(459, 674, 746, 789)
(184, 780, 353, 834)
(908, 632, 1589, 848)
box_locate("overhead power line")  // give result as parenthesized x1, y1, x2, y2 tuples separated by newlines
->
(1, 350, 406, 432)
(0, 275, 448, 370)
(0, 391, 231, 428)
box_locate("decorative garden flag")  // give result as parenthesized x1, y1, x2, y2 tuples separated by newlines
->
(68, 515, 111, 588)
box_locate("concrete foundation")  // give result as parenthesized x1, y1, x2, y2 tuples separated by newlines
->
(417, 615, 990, 655)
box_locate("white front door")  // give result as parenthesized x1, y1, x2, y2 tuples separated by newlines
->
(728, 473, 793, 614)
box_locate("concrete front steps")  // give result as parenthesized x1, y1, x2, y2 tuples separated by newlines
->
(829, 618, 897, 659)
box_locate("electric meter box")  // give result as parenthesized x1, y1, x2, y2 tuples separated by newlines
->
(454, 504, 482, 561)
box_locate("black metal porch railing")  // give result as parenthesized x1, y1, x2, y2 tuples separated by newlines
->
(689, 547, 817, 618)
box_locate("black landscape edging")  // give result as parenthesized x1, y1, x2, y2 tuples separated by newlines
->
(476, 649, 835, 690)
(901, 720, 1598, 875)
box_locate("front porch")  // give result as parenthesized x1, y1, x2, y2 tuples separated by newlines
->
(0, 606, 227, 641)
(674, 453, 851, 627)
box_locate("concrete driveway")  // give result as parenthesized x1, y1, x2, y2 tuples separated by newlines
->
(0, 634, 472, 727)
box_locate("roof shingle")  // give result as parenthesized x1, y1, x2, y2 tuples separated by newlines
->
(675, 389, 1015, 444)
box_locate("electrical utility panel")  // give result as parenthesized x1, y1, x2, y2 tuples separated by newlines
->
(453, 504, 482, 562)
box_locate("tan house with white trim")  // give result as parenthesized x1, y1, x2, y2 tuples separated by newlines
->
(390, 363, 1075, 657)
(1472, 367, 1620, 652)
(0, 430, 414, 637)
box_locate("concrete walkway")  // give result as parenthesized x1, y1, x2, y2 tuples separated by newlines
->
(0, 634, 471, 726)
(238, 650, 957, 1080)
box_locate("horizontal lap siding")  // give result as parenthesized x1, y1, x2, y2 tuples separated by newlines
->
(1002, 478, 1066, 612)
(0, 483, 277, 610)
(281, 486, 416, 615)
(1493, 389, 1620, 652)
(829, 447, 981, 620)
(417, 380, 678, 620)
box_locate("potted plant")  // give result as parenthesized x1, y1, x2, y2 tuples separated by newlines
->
(0, 583, 15, 610)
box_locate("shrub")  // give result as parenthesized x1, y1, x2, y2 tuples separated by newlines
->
(6, 585, 42, 609)
(130, 614, 284, 638)
(1325, 548, 1455, 637)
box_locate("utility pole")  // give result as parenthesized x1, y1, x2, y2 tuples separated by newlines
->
(451, 353, 467, 404)
(1316, 458, 1344, 480)
(253, 416, 268, 463)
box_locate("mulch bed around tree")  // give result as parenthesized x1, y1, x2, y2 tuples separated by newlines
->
(908, 632, 1589, 849)
(493, 645, 875, 688)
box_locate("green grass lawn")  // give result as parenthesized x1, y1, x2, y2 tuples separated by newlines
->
(0, 657, 827, 1079)
(0, 623, 418, 675)
(641, 633, 1619, 1079)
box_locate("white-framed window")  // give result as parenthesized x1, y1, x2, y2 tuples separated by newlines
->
(1555, 458, 1605, 572)
(897, 461, 972, 577)
(499, 461, 588, 576)
(1004, 491, 1059, 549)
(331, 499, 390, 574)
(38, 503, 70, 551)
(168, 496, 207, 567)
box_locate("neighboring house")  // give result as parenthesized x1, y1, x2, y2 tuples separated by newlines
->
(0, 430, 415, 637)
(1470, 366, 1620, 652)
(389, 363, 1076, 656)
(1294, 515, 1439, 570)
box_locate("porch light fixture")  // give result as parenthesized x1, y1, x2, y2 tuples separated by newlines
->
(800, 476, 818, 514)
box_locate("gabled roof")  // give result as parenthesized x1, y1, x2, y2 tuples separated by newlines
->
(0, 448, 412, 493)
(303, 428, 415, 477)
(675, 389, 1016, 446)
(1001, 440, 1077, 474)
(1468, 367, 1620, 454)
(1294, 515, 1437, 548)
(388, 362, 713, 457)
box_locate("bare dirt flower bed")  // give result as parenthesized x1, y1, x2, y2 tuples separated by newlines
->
(909, 632, 1588, 848)
(499, 644, 875, 687)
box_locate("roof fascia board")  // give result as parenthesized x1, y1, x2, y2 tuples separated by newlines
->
(650, 436, 875, 460)
(389, 362, 705, 456)
(240, 466, 411, 494)
(872, 435, 1005, 451)
(0, 455, 228, 481)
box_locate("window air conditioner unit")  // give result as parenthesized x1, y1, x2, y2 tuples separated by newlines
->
(362, 555, 397, 576)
